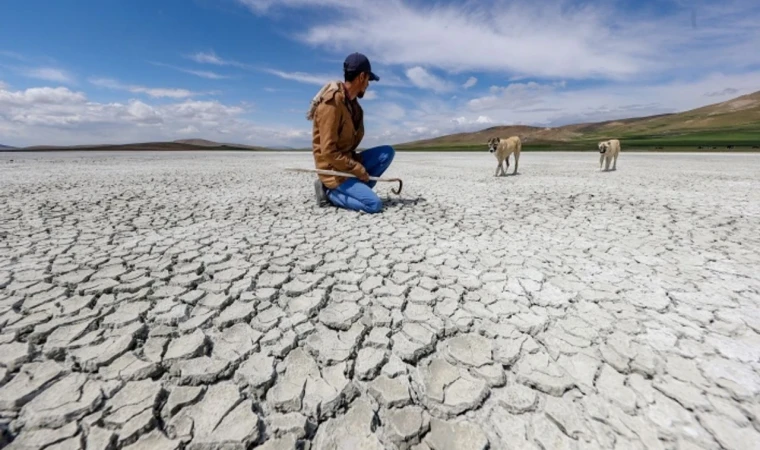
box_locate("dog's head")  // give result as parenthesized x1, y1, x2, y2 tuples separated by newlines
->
(487, 137, 500, 153)
(598, 141, 608, 154)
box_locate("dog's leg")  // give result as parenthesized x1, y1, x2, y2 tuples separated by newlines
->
(513, 152, 519, 175)
(612, 154, 618, 171)
(495, 161, 501, 177)
(599, 154, 604, 170)
(605, 155, 611, 171)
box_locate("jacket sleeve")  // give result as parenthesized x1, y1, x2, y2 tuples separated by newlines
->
(315, 100, 369, 180)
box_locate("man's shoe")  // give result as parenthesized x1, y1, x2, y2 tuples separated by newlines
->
(314, 179, 329, 207)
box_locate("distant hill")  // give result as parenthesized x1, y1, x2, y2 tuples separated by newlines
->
(173, 139, 224, 147)
(16, 140, 271, 152)
(0, 144, 16, 150)
(398, 90, 760, 150)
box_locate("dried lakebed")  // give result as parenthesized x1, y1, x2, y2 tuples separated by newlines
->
(1, 151, 760, 449)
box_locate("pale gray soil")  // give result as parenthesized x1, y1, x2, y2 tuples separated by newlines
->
(1, 151, 759, 449)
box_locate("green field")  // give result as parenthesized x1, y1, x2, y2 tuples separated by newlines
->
(396, 129, 760, 152)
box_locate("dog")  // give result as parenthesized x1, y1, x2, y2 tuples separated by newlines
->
(487, 136, 521, 176)
(598, 139, 621, 171)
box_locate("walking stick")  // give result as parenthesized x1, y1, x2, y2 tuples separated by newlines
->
(284, 168, 404, 195)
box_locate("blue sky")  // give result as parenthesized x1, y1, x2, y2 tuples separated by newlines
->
(1, 0, 759, 148)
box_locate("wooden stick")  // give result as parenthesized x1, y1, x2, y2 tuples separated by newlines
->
(284, 167, 404, 195)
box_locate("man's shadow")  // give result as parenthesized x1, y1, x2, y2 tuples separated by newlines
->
(383, 196, 427, 208)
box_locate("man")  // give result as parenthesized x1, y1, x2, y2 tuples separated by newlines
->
(307, 52, 395, 214)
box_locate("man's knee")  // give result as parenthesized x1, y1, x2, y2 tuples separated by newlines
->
(381, 145, 395, 163)
(364, 198, 383, 214)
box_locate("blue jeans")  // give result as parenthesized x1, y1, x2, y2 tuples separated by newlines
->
(326, 145, 395, 213)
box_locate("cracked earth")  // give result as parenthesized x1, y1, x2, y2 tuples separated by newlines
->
(1, 150, 760, 450)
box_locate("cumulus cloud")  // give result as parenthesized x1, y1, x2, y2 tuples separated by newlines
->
(463, 77, 477, 89)
(89, 77, 204, 99)
(405, 67, 452, 93)
(0, 86, 87, 106)
(0, 84, 310, 147)
(451, 115, 493, 125)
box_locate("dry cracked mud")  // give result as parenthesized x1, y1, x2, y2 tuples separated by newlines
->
(1, 150, 760, 449)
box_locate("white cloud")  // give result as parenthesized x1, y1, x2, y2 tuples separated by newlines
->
(0, 86, 87, 106)
(188, 51, 226, 65)
(362, 90, 377, 100)
(263, 69, 333, 85)
(178, 125, 199, 134)
(181, 69, 230, 80)
(281, 1, 644, 79)
(0, 80, 8, 90)
(125, 100, 163, 125)
(369, 102, 406, 122)
(237, 0, 356, 14)
(89, 77, 204, 99)
(248, 0, 760, 82)
(465, 71, 760, 127)
(131, 87, 198, 99)
(405, 67, 452, 93)
(470, 81, 561, 112)
(266, 65, 410, 88)
(0, 84, 310, 148)
(451, 115, 493, 125)
(0, 50, 28, 62)
(151, 62, 231, 80)
(161, 100, 244, 122)
(463, 77, 477, 89)
(24, 67, 75, 84)
(186, 51, 250, 69)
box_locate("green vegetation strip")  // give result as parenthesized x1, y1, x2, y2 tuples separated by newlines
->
(396, 130, 760, 152)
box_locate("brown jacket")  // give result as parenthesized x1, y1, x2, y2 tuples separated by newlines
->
(310, 81, 368, 189)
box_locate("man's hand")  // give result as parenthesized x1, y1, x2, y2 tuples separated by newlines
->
(356, 167, 370, 182)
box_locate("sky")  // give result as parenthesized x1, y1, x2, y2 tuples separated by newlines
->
(1, 0, 759, 148)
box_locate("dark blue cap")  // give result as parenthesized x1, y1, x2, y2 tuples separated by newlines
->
(343, 52, 379, 82)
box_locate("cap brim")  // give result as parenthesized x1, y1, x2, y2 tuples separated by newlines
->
(369, 71, 380, 82)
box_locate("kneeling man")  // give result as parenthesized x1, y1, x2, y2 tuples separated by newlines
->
(308, 52, 395, 214)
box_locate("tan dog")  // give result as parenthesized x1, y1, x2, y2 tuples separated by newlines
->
(487, 136, 521, 176)
(598, 139, 621, 171)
